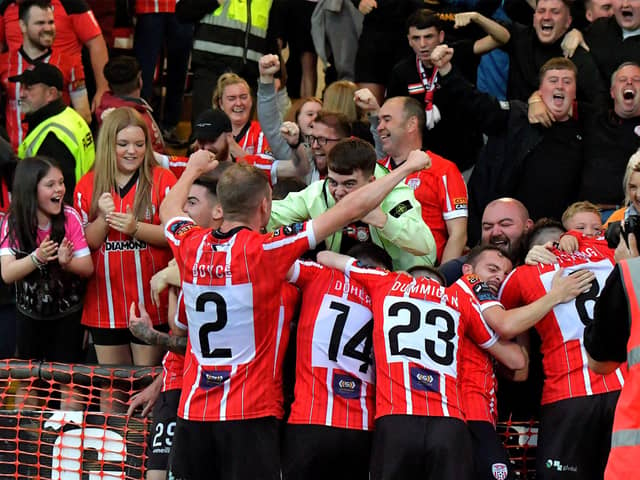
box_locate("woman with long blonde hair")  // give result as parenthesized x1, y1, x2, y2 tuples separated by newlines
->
(74, 107, 176, 386)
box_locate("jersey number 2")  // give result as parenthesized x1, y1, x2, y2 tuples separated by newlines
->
(197, 292, 232, 358)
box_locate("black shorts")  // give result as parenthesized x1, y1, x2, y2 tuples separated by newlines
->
(169, 416, 281, 480)
(282, 423, 372, 480)
(146, 389, 180, 471)
(16, 309, 84, 363)
(90, 324, 170, 346)
(370, 415, 473, 480)
(468, 420, 514, 480)
(536, 391, 620, 479)
(355, 30, 410, 85)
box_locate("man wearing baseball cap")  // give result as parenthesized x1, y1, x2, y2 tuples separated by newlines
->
(158, 108, 306, 184)
(10, 63, 94, 204)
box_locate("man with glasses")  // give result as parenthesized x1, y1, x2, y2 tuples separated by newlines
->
(268, 137, 437, 270)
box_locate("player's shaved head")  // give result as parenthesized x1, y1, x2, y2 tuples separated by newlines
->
(217, 163, 271, 222)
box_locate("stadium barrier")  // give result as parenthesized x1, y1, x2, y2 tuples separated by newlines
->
(0, 359, 539, 479)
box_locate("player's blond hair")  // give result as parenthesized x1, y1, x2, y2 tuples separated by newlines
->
(561, 201, 601, 230)
(90, 107, 157, 221)
(623, 149, 640, 206)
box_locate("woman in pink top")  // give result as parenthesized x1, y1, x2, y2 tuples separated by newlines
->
(0, 156, 93, 363)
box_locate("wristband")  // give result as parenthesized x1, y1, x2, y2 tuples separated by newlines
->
(30, 251, 45, 268)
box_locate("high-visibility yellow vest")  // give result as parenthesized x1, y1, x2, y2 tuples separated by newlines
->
(18, 106, 95, 182)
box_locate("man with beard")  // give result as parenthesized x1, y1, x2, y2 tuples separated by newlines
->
(439, 198, 533, 285)
(0, 0, 90, 149)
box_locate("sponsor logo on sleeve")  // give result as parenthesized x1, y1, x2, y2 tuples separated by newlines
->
(282, 222, 305, 236)
(410, 367, 440, 393)
(453, 197, 467, 210)
(169, 220, 195, 236)
(473, 282, 497, 302)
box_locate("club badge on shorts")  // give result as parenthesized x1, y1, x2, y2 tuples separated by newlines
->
(491, 463, 509, 480)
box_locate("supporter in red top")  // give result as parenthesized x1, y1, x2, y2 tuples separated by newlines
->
(157, 109, 307, 185)
(0, 0, 89, 149)
(0, 0, 108, 110)
(212, 72, 271, 156)
(282, 243, 393, 480)
(359, 91, 468, 264)
(97, 55, 164, 153)
(159, 140, 431, 479)
(316, 249, 525, 480)
(499, 220, 624, 479)
(74, 107, 176, 393)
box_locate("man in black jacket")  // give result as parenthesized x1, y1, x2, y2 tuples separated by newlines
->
(432, 46, 583, 241)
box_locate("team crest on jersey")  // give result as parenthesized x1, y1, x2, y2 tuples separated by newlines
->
(407, 178, 421, 190)
(200, 370, 230, 389)
(389, 200, 413, 218)
(410, 367, 440, 393)
(282, 223, 305, 236)
(491, 463, 508, 480)
(333, 373, 362, 399)
(169, 220, 194, 236)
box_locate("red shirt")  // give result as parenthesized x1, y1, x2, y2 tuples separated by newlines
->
(379, 151, 467, 263)
(159, 154, 277, 184)
(456, 274, 503, 425)
(165, 216, 316, 422)
(238, 120, 270, 155)
(74, 167, 176, 329)
(344, 261, 498, 420)
(499, 236, 625, 405)
(135, 0, 177, 14)
(0, 48, 84, 149)
(162, 291, 186, 392)
(288, 260, 375, 430)
(0, 0, 101, 55)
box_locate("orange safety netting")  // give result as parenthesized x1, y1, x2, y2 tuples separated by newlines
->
(0, 359, 540, 479)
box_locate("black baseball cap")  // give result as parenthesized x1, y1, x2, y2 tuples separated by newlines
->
(193, 109, 232, 141)
(8, 63, 63, 90)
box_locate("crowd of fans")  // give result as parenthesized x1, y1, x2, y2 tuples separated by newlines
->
(0, 0, 638, 479)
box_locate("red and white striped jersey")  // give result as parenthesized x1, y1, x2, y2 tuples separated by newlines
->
(499, 235, 625, 405)
(456, 274, 503, 425)
(288, 260, 375, 430)
(135, 0, 177, 14)
(379, 151, 468, 263)
(157, 153, 277, 185)
(344, 261, 498, 420)
(0, 48, 85, 149)
(165, 216, 316, 422)
(237, 120, 270, 155)
(74, 167, 176, 329)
